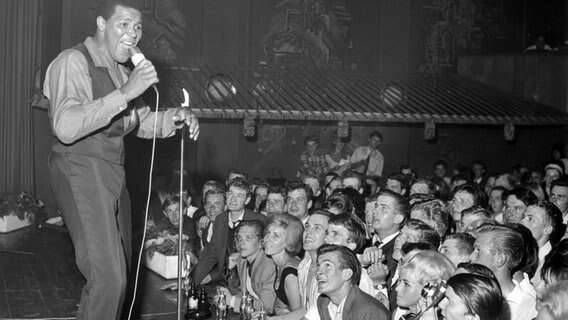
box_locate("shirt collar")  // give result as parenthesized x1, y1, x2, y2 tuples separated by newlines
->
(229, 209, 245, 227)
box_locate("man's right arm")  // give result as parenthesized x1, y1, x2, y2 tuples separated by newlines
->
(44, 49, 128, 144)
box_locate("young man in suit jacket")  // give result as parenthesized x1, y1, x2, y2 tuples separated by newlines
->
(218, 220, 277, 314)
(311, 244, 389, 320)
(192, 178, 266, 285)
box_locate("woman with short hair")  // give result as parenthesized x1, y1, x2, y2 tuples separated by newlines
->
(263, 213, 304, 315)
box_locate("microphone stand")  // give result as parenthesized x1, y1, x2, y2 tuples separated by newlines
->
(177, 124, 187, 320)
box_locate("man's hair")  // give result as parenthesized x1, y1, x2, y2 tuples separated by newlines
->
(267, 185, 287, 198)
(162, 195, 186, 212)
(447, 273, 505, 320)
(504, 187, 538, 206)
(227, 168, 248, 180)
(541, 238, 568, 283)
(473, 160, 487, 171)
(489, 186, 507, 196)
(429, 176, 451, 201)
(451, 173, 473, 185)
(254, 181, 270, 194)
(443, 233, 475, 256)
(401, 242, 436, 256)
(302, 174, 322, 188)
(434, 159, 447, 169)
(453, 183, 488, 208)
(477, 224, 524, 272)
(387, 172, 410, 194)
(507, 222, 539, 278)
(311, 209, 332, 219)
(369, 131, 383, 141)
(203, 180, 226, 193)
(227, 177, 251, 196)
(286, 181, 314, 203)
(328, 213, 366, 252)
(377, 189, 410, 223)
(317, 244, 362, 286)
(536, 281, 568, 320)
(411, 178, 437, 196)
(304, 135, 319, 145)
(404, 219, 441, 249)
(342, 170, 364, 190)
(529, 200, 566, 245)
(461, 206, 492, 220)
(551, 177, 568, 190)
(204, 189, 227, 202)
(410, 198, 448, 237)
(334, 188, 366, 219)
(323, 192, 353, 215)
(265, 213, 304, 256)
(455, 262, 498, 281)
(235, 220, 265, 242)
(97, 0, 140, 19)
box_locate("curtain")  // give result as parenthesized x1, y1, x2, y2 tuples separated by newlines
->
(0, 0, 43, 195)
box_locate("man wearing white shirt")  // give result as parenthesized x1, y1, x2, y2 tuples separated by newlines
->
(521, 200, 564, 286)
(350, 131, 384, 177)
(470, 224, 538, 320)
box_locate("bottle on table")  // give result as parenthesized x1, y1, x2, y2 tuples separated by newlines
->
(198, 286, 212, 319)
(257, 305, 267, 320)
(239, 290, 248, 320)
(244, 296, 254, 320)
(185, 282, 199, 319)
(216, 292, 227, 320)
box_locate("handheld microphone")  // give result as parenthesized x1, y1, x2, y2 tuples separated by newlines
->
(128, 46, 146, 66)
(128, 46, 158, 92)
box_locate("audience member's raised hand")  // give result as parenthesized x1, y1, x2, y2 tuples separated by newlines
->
(367, 261, 389, 285)
(199, 215, 211, 230)
(359, 246, 384, 266)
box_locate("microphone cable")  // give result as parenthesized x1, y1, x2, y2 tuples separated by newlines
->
(127, 85, 160, 320)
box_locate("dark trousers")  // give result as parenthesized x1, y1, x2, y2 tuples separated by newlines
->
(49, 152, 132, 320)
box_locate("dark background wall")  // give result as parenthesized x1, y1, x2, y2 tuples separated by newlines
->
(35, 0, 568, 216)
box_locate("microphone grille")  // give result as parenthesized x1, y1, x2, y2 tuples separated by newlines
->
(128, 46, 145, 66)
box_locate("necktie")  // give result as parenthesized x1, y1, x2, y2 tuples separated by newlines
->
(401, 313, 417, 320)
(247, 260, 253, 277)
(374, 240, 382, 247)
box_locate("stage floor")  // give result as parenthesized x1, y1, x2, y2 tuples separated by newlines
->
(0, 224, 183, 319)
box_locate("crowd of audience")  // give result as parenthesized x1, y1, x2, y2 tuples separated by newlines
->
(146, 135, 568, 320)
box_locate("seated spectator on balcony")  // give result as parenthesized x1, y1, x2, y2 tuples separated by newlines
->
(297, 136, 329, 179)
(325, 134, 351, 177)
(525, 33, 553, 52)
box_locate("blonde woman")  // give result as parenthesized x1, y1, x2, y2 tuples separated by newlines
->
(263, 213, 304, 317)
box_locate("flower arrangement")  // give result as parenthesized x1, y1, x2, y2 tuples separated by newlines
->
(0, 191, 46, 223)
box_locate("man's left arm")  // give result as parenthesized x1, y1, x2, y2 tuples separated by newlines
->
(135, 106, 200, 140)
